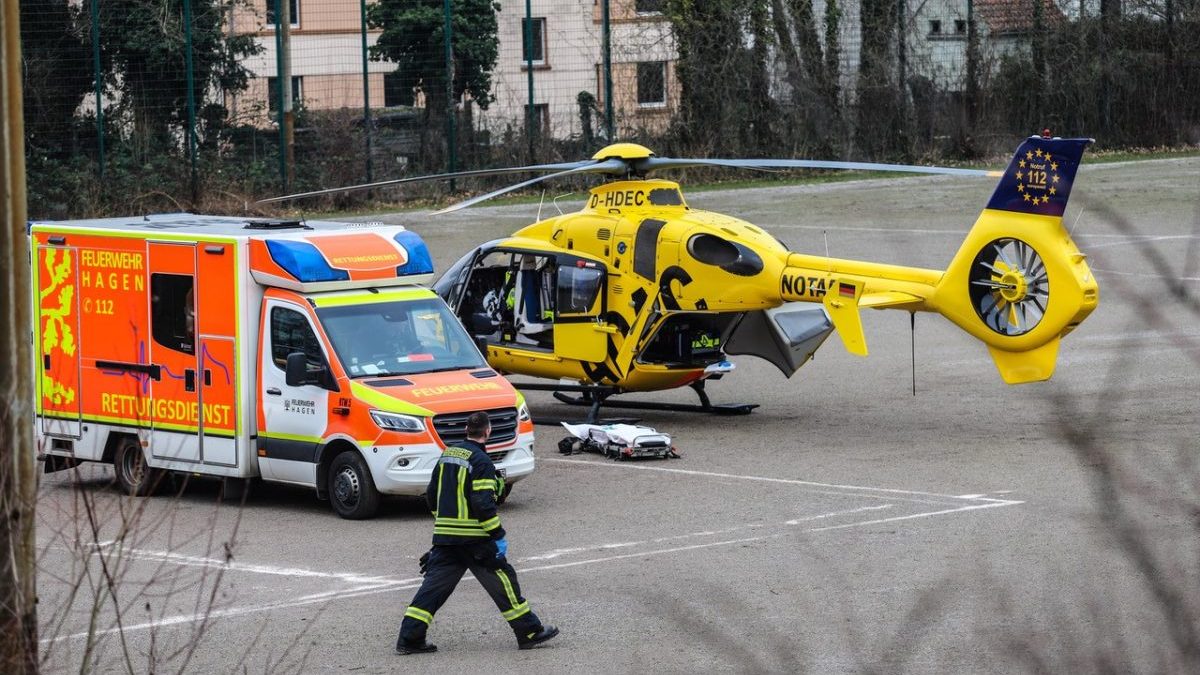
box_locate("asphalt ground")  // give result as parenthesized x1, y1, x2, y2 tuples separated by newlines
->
(35, 156, 1200, 673)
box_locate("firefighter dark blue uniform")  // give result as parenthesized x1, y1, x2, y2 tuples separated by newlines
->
(397, 429, 558, 654)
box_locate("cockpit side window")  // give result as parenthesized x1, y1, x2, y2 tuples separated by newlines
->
(556, 265, 604, 316)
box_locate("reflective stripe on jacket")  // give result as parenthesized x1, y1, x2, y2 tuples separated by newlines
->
(426, 439, 506, 545)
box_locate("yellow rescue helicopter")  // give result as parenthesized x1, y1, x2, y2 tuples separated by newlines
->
(264, 133, 1099, 421)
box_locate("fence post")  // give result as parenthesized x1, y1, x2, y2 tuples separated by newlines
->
(443, 0, 456, 187)
(184, 0, 198, 203)
(360, 0, 373, 183)
(601, 0, 613, 141)
(966, 0, 979, 130)
(525, 0, 535, 164)
(273, 0, 286, 189)
(91, 0, 104, 180)
(897, 0, 907, 115)
(274, 0, 294, 190)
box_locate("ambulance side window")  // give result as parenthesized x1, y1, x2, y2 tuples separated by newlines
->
(151, 273, 196, 355)
(271, 307, 326, 373)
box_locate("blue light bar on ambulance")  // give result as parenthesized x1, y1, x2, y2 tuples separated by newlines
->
(393, 230, 434, 277)
(265, 239, 351, 283)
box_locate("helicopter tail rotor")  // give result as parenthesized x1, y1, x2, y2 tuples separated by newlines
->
(930, 135, 1099, 383)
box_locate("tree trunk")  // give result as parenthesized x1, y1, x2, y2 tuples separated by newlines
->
(0, 0, 40, 671)
(747, 0, 775, 153)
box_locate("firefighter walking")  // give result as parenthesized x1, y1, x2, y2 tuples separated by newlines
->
(396, 411, 559, 654)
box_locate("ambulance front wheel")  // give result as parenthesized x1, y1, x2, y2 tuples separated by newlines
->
(497, 482, 513, 504)
(114, 437, 160, 497)
(329, 451, 381, 519)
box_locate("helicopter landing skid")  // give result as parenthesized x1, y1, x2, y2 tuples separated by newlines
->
(549, 381, 758, 423)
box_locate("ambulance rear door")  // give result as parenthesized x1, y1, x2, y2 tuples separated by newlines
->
(35, 241, 83, 438)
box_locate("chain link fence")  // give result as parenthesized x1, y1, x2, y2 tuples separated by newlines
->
(20, 0, 1200, 219)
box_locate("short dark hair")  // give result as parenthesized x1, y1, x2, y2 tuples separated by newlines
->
(466, 411, 490, 439)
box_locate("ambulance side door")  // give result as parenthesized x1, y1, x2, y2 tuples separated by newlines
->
(147, 241, 202, 463)
(258, 299, 334, 485)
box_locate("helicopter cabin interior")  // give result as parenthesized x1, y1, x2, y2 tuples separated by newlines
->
(438, 242, 745, 370)
(448, 247, 606, 352)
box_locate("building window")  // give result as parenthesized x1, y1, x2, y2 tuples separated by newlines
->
(266, 0, 299, 28)
(151, 274, 195, 356)
(637, 61, 666, 107)
(384, 71, 414, 107)
(595, 64, 605, 108)
(954, 19, 967, 34)
(524, 103, 549, 138)
(267, 76, 303, 114)
(635, 0, 665, 13)
(521, 17, 546, 65)
(928, 19, 942, 35)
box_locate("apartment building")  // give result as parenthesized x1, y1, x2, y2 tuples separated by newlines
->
(230, 0, 392, 122)
(231, 0, 679, 141)
(484, 0, 679, 140)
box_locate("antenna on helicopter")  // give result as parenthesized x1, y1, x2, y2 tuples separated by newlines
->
(537, 190, 546, 222)
(910, 312, 917, 396)
(552, 192, 574, 216)
(823, 230, 831, 274)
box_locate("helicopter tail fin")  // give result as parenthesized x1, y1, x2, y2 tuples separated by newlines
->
(930, 135, 1099, 384)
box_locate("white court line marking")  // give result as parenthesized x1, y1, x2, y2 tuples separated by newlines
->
(524, 505, 893, 561)
(545, 457, 1012, 504)
(1090, 267, 1200, 282)
(1086, 235, 1200, 250)
(71, 543, 401, 586)
(44, 500, 1019, 645)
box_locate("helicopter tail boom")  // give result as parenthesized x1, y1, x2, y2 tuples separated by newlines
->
(929, 135, 1098, 383)
(775, 135, 1098, 383)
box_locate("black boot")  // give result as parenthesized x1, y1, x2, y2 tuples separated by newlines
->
(396, 638, 438, 655)
(517, 625, 560, 650)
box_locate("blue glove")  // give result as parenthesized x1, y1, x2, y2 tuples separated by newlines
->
(495, 537, 508, 559)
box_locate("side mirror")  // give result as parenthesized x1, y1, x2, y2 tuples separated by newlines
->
(285, 352, 311, 387)
(474, 336, 490, 357)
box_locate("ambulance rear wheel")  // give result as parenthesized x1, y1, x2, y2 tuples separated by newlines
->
(329, 451, 380, 520)
(114, 437, 159, 497)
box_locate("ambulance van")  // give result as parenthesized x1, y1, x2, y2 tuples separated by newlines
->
(30, 214, 536, 519)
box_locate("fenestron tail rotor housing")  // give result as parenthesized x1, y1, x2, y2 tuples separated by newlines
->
(968, 237, 1049, 336)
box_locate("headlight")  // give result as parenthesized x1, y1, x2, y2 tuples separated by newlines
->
(518, 401, 530, 421)
(370, 410, 425, 433)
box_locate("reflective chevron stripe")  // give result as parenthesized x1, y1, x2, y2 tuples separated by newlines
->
(405, 606, 434, 625)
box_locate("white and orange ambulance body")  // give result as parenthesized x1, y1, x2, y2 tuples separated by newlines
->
(31, 214, 535, 518)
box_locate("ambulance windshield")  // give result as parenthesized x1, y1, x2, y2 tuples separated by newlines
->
(317, 298, 486, 378)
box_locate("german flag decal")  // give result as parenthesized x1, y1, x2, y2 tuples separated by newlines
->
(839, 281, 856, 298)
(985, 136, 1091, 218)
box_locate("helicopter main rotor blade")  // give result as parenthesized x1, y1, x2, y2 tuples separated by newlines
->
(433, 158, 629, 214)
(256, 160, 598, 205)
(640, 157, 1003, 178)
